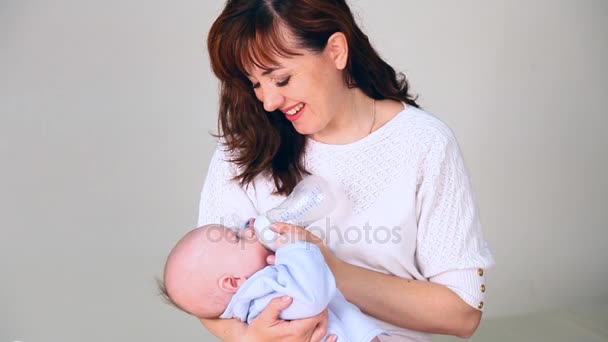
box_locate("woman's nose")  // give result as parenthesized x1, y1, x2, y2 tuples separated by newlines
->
(262, 88, 284, 112)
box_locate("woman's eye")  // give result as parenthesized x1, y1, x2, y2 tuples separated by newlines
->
(276, 76, 291, 87)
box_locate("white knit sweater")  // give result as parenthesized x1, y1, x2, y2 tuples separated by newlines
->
(198, 105, 495, 342)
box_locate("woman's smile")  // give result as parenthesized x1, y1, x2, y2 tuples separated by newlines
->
(283, 103, 306, 122)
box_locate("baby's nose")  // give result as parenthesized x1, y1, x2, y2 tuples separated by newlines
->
(242, 227, 256, 239)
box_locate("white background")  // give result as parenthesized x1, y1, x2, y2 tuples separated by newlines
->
(1, 0, 607, 341)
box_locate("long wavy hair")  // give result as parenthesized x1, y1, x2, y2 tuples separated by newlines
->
(207, 0, 419, 195)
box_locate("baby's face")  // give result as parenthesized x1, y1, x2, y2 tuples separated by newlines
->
(223, 224, 273, 277)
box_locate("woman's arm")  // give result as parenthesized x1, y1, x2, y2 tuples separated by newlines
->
(199, 296, 334, 342)
(200, 317, 246, 341)
(328, 122, 488, 337)
(329, 258, 481, 338)
(271, 222, 482, 338)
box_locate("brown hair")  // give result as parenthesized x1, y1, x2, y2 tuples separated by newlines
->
(207, 0, 419, 195)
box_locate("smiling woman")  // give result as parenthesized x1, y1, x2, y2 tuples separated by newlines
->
(198, 0, 494, 341)
(207, 0, 419, 195)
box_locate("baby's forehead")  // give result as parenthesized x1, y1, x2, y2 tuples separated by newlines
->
(200, 224, 239, 243)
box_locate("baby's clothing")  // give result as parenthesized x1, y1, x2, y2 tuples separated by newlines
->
(220, 242, 385, 342)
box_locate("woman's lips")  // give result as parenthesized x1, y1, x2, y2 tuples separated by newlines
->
(284, 104, 306, 122)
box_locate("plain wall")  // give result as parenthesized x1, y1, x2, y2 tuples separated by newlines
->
(1, 0, 607, 341)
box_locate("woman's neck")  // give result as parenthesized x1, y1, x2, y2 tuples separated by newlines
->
(309, 88, 373, 145)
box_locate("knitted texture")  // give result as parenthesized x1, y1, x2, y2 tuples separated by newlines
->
(198, 105, 494, 341)
(305, 107, 493, 277)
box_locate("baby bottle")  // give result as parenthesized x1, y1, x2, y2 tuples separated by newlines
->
(253, 175, 336, 251)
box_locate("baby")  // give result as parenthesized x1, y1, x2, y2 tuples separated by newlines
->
(160, 222, 385, 342)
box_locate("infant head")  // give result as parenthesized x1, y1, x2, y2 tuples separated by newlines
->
(161, 223, 272, 318)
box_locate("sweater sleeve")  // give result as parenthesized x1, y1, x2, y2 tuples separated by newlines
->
(415, 123, 495, 310)
(197, 144, 258, 229)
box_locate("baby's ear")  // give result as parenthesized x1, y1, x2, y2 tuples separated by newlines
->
(218, 275, 240, 293)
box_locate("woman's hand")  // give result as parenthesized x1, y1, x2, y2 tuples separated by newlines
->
(245, 296, 336, 342)
(270, 222, 338, 266)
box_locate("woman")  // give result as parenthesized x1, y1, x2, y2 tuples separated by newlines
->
(197, 0, 494, 341)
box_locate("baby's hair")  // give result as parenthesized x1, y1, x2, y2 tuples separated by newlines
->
(156, 277, 189, 315)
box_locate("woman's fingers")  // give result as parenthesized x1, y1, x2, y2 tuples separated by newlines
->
(325, 334, 338, 342)
(271, 222, 304, 248)
(256, 296, 292, 326)
(271, 222, 309, 240)
(270, 222, 331, 259)
(307, 309, 330, 342)
(269, 221, 294, 233)
(308, 322, 325, 342)
(287, 308, 329, 342)
(310, 321, 337, 342)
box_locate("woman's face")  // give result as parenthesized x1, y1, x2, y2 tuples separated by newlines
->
(245, 36, 349, 138)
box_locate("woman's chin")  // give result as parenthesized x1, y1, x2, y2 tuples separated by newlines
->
(291, 122, 315, 136)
